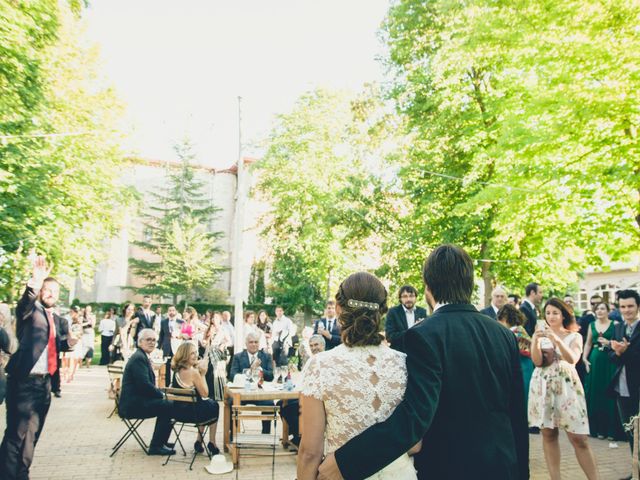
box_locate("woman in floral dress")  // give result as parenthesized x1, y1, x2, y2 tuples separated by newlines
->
(529, 297, 598, 480)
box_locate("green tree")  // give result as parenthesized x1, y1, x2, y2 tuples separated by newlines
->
(382, 0, 640, 302)
(248, 260, 266, 304)
(129, 140, 225, 303)
(255, 88, 399, 319)
(0, 1, 131, 300)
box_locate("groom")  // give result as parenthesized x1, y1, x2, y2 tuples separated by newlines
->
(318, 244, 528, 480)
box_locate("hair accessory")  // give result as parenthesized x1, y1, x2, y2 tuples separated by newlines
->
(347, 299, 379, 311)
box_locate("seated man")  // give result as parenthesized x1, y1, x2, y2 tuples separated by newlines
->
(279, 334, 326, 447)
(118, 328, 177, 455)
(229, 332, 274, 434)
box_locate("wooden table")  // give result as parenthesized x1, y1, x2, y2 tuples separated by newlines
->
(223, 385, 301, 453)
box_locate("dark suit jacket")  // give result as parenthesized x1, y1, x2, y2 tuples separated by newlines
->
(135, 309, 156, 340)
(229, 350, 273, 382)
(607, 321, 640, 404)
(119, 347, 164, 418)
(6, 285, 72, 379)
(480, 305, 497, 320)
(335, 304, 528, 480)
(313, 318, 341, 350)
(520, 301, 537, 336)
(157, 317, 172, 356)
(384, 304, 428, 350)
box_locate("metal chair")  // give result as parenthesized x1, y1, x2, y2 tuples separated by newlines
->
(109, 363, 149, 457)
(230, 404, 280, 477)
(106, 363, 123, 419)
(163, 387, 215, 470)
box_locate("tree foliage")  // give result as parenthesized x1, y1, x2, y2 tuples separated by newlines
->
(382, 0, 640, 301)
(129, 140, 225, 303)
(0, 1, 131, 300)
(254, 88, 398, 318)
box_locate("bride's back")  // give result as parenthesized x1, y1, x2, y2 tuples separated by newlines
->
(303, 343, 407, 453)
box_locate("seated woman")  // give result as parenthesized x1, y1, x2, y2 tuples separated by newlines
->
(171, 342, 221, 455)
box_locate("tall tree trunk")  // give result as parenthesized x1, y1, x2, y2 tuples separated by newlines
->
(303, 304, 313, 326)
(325, 267, 332, 302)
(479, 242, 494, 307)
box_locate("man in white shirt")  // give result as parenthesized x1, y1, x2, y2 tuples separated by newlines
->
(480, 287, 508, 320)
(0, 255, 78, 479)
(272, 306, 294, 367)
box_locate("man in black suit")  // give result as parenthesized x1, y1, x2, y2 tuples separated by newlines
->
(229, 332, 274, 434)
(607, 289, 640, 479)
(318, 244, 528, 480)
(520, 282, 543, 336)
(118, 328, 177, 456)
(0, 255, 79, 480)
(384, 285, 428, 351)
(480, 286, 508, 320)
(157, 305, 179, 387)
(313, 301, 341, 350)
(135, 295, 155, 340)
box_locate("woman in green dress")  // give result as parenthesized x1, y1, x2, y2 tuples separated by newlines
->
(582, 302, 619, 439)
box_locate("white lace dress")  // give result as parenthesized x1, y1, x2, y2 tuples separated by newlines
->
(302, 344, 417, 479)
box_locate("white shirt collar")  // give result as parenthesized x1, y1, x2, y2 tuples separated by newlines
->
(402, 305, 414, 314)
(432, 302, 449, 313)
(524, 299, 536, 309)
(492, 304, 499, 314)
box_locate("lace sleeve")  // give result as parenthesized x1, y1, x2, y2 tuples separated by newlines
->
(301, 355, 324, 400)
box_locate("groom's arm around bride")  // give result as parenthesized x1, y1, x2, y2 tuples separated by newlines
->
(318, 245, 529, 480)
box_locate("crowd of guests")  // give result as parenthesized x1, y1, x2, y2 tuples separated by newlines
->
(2, 249, 640, 480)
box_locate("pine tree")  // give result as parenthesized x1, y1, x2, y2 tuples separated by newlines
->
(129, 139, 225, 303)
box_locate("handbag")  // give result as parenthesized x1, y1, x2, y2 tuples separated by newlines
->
(540, 347, 556, 367)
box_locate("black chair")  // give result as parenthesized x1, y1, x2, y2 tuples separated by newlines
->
(162, 387, 214, 470)
(110, 416, 149, 457)
(109, 364, 149, 457)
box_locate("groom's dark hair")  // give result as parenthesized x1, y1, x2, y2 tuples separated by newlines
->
(422, 244, 474, 304)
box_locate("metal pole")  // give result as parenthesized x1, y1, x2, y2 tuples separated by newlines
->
(232, 96, 245, 352)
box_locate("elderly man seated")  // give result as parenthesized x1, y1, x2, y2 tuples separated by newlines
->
(229, 332, 274, 435)
(118, 328, 177, 455)
(279, 334, 325, 448)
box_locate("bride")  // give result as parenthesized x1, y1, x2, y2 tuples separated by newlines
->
(297, 272, 419, 480)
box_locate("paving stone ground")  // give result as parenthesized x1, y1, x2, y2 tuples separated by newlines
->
(0, 367, 633, 479)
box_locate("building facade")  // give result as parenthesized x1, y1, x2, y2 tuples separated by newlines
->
(73, 156, 261, 306)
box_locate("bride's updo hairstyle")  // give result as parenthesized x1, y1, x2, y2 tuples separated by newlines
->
(335, 272, 388, 347)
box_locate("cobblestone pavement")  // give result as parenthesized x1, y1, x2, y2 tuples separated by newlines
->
(0, 367, 632, 479)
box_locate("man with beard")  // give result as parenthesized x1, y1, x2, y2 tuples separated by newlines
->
(0, 255, 78, 479)
(385, 285, 428, 351)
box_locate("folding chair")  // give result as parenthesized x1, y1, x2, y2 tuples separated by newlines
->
(110, 416, 149, 457)
(106, 363, 123, 419)
(109, 363, 149, 457)
(163, 387, 214, 470)
(230, 404, 280, 477)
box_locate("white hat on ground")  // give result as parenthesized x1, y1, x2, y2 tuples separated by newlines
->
(204, 454, 234, 475)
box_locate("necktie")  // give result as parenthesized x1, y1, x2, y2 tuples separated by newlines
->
(627, 324, 634, 338)
(327, 320, 332, 332)
(45, 310, 57, 375)
(250, 354, 255, 365)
